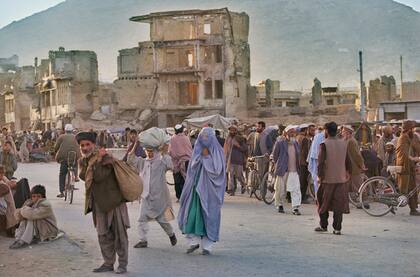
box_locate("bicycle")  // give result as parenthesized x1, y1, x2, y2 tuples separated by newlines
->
(64, 151, 77, 204)
(348, 173, 368, 208)
(358, 165, 419, 217)
(245, 155, 267, 201)
(261, 158, 275, 205)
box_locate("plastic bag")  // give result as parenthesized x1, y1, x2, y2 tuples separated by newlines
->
(138, 127, 170, 148)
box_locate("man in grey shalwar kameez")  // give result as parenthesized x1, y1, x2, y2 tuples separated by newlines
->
(134, 145, 177, 248)
(178, 127, 226, 255)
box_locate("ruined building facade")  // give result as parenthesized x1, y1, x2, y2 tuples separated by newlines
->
(117, 8, 251, 127)
(401, 81, 420, 101)
(34, 47, 98, 129)
(368, 76, 397, 109)
(0, 54, 38, 131)
(0, 55, 19, 73)
(4, 66, 37, 131)
(255, 80, 301, 108)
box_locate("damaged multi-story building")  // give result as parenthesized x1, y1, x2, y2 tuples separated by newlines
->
(3, 66, 37, 131)
(116, 8, 251, 127)
(255, 79, 301, 107)
(401, 80, 420, 101)
(0, 54, 38, 131)
(34, 47, 99, 129)
(368, 76, 397, 109)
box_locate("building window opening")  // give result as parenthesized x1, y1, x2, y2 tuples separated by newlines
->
(204, 80, 212, 99)
(215, 45, 222, 63)
(204, 23, 211, 35)
(215, 80, 223, 99)
(186, 51, 194, 67)
(178, 81, 198, 105)
(204, 46, 222, 64)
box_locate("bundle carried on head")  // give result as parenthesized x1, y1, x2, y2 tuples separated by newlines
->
(138, 127, 171, 149)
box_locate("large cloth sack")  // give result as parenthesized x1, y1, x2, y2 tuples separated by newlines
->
(138, 127, 170, 149)
(113, 160, 143, 201)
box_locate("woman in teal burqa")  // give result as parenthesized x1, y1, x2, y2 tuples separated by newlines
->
(178, 127, 226, 255)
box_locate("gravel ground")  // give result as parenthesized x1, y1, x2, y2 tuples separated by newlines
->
(1, 162, 419, 277)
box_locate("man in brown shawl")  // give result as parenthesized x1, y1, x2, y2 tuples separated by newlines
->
(315, 122, 351, 235)
(77, 132, 130, 274)
(396, 120, 420, 216)
(341, 125, 366, 208)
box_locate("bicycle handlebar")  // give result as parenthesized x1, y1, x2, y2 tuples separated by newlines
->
(250, 154, 269, 159)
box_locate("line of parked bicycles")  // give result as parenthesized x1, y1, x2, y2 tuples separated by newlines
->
(240, 155, 420, 218)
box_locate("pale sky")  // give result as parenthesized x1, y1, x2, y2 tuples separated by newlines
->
(0, 0, 419, 29)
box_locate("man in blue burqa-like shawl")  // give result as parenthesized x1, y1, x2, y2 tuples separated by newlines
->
(178, 127, 226, 255)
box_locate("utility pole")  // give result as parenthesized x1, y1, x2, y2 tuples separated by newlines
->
(359, 51, 366, 121)
(400, 55, 403, 97)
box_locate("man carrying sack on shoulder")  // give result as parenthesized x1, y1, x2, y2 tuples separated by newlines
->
(77, 131, 130, 274)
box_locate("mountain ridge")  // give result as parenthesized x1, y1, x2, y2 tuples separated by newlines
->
(0, 0, 419, 89)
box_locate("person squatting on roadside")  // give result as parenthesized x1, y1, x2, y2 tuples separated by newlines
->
(10, 185, 59, 249)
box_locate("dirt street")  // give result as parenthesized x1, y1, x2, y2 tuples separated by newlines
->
(1, 162, 419, 277)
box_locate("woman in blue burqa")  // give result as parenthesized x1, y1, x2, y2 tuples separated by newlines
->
(178, 127, 226, 255)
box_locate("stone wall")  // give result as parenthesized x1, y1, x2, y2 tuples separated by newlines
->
(402, 81, 420, 101)
(49, 48, 98, 84)
(368, 75, 396, 108)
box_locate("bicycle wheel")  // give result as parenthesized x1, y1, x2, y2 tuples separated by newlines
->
(307, 175, 316, 200)
(249, 170, 262, 200)
(359, 176, 397, 217)
(69, 171, 75, 204)
(66, 170, 75, 204)
(261, 172, 275, 205)
(64, 172, 70, 202)
(246, 169, 255, 196)
(349, 174, 368, 207)
(348, 191, 360, 207)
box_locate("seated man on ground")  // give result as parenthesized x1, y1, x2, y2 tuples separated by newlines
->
(10, 185, 59, 249)
(0, 165, 17, 237)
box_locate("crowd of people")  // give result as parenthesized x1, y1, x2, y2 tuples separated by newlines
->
(0, 119, 419, 274)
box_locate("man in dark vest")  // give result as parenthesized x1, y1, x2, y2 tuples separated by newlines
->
(77, 132, 130, 274)
(315, 122, 351, 235)
(299, 123, 315, 203)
